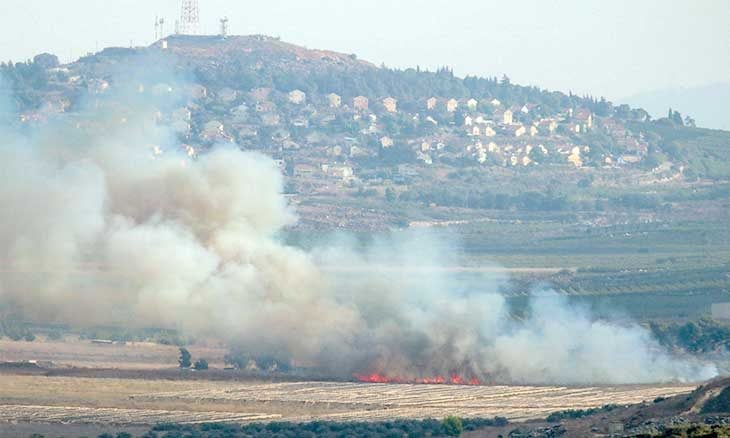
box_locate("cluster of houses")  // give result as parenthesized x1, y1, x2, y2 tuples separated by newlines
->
(18, 70, 651, 189)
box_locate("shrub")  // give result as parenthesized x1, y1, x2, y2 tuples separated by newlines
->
(442, 416, 464, 436)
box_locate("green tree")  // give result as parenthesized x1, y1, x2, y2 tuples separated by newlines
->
(442, 416, 464, 436)
(178, 348, 192, 369)
(193, 358, 209, 370)
(528, 145, 546, 164)
(385, 187, 396, 202)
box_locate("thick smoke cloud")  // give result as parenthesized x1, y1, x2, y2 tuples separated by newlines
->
(0, 81, 717, 385)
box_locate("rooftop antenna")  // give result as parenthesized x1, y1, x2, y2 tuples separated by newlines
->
(179, 0, 200, 35)
(220, 17, 229, 38)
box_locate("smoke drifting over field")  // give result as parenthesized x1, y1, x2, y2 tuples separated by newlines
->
(0, 84, 716, 385)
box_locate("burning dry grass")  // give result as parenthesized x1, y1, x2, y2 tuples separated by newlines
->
(0, 375, 695, 426)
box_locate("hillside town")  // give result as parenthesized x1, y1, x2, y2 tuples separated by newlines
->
(8, 37, 665, 192)
(5, 33, 718, 231)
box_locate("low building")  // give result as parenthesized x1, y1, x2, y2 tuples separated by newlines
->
(574, 108, 593, 129)
(353, 95, 369, 110)
(327, 93, 342, 108)
(294, 164, 318, 177)
(380, 136, 395, 148)
(503, 109, 514, 125)
(416, 151, 433, 165)
(446, 98, 459, 113)
(383, 97, 398, 113)
(467, 98, 478, 110)
(568, 146, 583, 167)
(426, 97, 438, 110)
(328, 165, 354, 180)
(288, 89, 306, 105)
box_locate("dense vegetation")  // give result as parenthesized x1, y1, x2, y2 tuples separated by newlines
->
(545, 405, 619, 423)
(130, 417, 509, 438)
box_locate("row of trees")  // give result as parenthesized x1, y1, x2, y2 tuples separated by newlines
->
(145, 416, 508, 437)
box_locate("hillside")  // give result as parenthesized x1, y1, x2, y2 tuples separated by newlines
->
(2, 35, 730, 236)
(478, 377, 730, 437)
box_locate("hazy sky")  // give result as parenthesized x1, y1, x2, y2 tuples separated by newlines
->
(1, 0, 729, 101)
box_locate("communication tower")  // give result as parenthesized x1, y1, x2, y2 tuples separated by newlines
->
(220, 17, 229, 38)
(178, 0, 200, 35)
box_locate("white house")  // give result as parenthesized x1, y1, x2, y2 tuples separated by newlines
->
(426, 97, 438, 110)
(353, 96, 369, 110)
(446, 98, 459, 113)
(383, 97, 398, 113)
(503, 109, 514, 125)
(327, 93, 342, 108)
(288, 89, 306, 105)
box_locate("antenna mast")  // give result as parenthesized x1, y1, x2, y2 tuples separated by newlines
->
(179, 0, 200, 35)
(220, 17, 229, 38)
(154, 16, 166, 40)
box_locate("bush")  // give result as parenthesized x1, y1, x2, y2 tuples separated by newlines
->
(546, 405, 618, 423)
(193, 359, 209, 370)
(442, 416, 464, 436)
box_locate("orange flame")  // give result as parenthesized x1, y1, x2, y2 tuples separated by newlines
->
(353, 372, 481, 386)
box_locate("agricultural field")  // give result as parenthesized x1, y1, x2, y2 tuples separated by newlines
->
(0, 374, 695, 428)
(0, 337, 228, 370)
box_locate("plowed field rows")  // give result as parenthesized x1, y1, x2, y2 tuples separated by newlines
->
(0, 375, 695, 425)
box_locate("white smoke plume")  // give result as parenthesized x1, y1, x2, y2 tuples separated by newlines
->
(0, 79, 717, 385)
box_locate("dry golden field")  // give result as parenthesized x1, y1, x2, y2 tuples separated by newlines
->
(0, 339, 699, 428)
(0, 338, 229, 369)
(0, 374, 696, 426)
